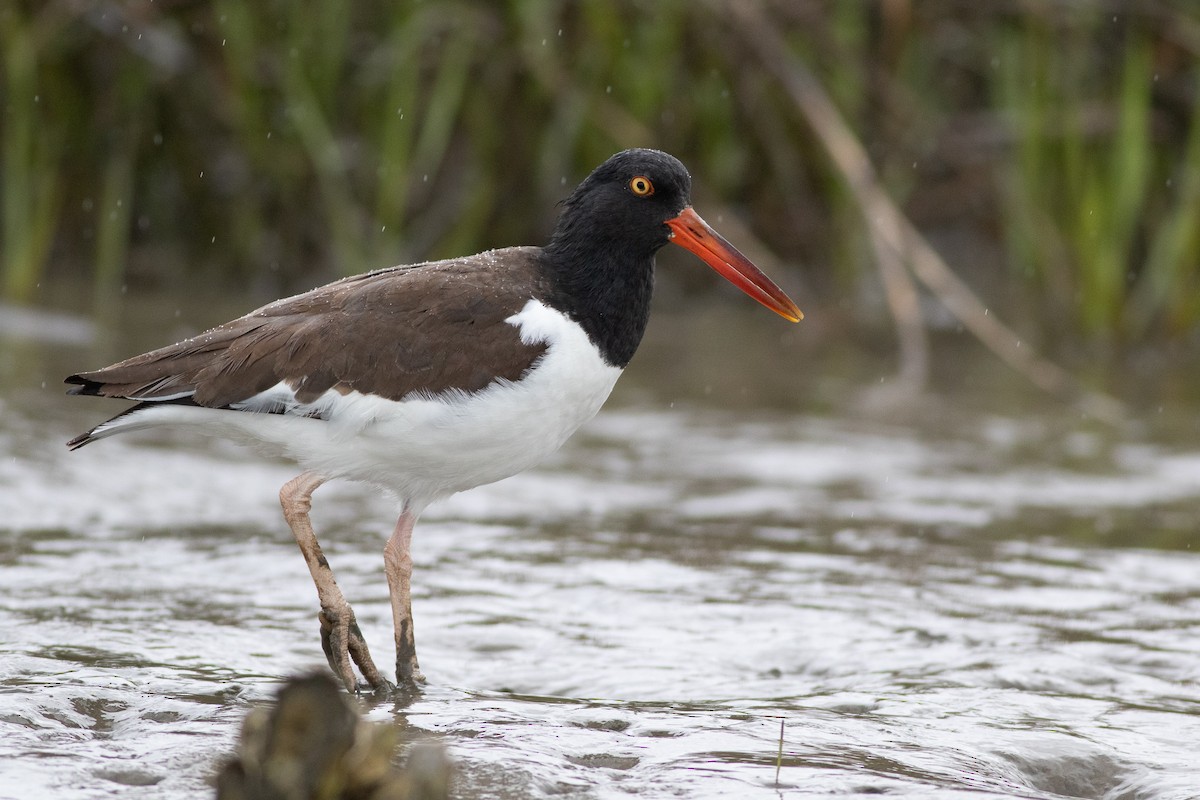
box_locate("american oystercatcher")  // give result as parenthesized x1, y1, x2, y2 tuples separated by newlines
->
(66, 149, 801, 692)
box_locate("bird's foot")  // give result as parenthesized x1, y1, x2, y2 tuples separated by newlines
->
(396, 654, 426, 687)
(394, 620, 426, 687)
(318, 605, 392, 694)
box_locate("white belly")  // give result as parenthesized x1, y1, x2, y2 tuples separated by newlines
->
(101, 300, 622, 513)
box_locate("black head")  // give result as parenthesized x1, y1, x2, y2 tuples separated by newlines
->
(537, 148, 800, 370)
(546, 148, 693, 259)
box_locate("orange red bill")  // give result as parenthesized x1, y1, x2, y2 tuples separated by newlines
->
(665, 206, 803, 322)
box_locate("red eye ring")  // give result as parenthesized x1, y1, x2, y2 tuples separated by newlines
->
(629, 176, 654, 197)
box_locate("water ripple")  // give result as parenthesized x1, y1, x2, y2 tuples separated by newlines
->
(1, 406, 1198, 798)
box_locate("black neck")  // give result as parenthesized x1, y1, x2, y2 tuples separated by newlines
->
(538, 236, 655, 369)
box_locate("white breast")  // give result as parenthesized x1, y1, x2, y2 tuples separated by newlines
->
(100, 300, 623, 514)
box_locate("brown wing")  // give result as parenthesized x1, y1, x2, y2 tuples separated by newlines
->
(66, 247, 549, 409)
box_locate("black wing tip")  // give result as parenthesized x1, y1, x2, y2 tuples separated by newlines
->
(65, 374, 101, 396)
(65, 373, 132, 450)
(66, 431, 95, 450)
(66, 373, 101, 447)
(65, 398, 203, 453)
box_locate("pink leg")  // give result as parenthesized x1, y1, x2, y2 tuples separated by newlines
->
(279, 471, 390, 692)
(384, 509, 424, 684)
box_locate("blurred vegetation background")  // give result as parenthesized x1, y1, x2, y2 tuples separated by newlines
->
(2, 0, 1199, 354)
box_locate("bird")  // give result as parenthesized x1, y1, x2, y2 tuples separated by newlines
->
(66, 148, 802, 693)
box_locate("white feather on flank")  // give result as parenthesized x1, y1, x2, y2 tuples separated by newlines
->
(85, 300, 623, 515)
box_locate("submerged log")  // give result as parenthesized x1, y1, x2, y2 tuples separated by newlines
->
(216, 673, 449, 800)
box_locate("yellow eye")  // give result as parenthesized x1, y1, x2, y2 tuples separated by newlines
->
(629, 175, 654, 197)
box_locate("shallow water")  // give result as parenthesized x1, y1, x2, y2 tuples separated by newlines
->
(2, 301, 1199, 799)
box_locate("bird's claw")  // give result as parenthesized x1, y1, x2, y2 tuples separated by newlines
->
(318, 605, 391, 694)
